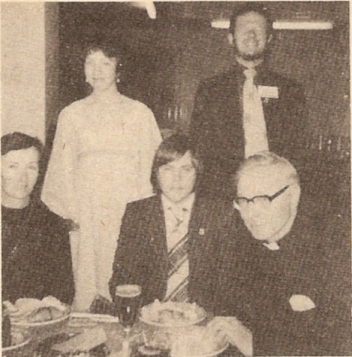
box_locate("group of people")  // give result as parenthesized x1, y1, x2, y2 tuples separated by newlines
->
(2, 3, 350, 356)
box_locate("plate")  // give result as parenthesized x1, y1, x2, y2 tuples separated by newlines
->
(69, 312, 119, 327)
(139, 301, 207, 328)
(11, 308, 70, 327)
(187, 341, 229, 357)
(2, 335, 31, 352)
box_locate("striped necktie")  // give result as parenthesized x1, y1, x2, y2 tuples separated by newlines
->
(243, 68, 269, 158)
(164, 207, 189, 302)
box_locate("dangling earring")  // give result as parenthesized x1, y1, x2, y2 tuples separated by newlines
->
(116, 78, 121, 83)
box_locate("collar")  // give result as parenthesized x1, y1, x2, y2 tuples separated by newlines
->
(161, 193, 195, 213)
(260, 209, 298, 251)
(263, 241, 280, 251)
(235, 56, 264, 70)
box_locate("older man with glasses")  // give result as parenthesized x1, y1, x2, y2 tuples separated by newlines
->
(210, 151, 350, 356)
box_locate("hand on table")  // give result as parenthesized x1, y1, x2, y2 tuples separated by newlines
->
(207, 316, 253, 357)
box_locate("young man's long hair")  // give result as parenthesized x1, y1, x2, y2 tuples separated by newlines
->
(150, 134, 203, 194)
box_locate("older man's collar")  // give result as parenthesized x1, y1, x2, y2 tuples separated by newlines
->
(263, 241, 280, 250)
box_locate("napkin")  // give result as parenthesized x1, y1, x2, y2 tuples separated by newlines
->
(52, 326, 107, 353)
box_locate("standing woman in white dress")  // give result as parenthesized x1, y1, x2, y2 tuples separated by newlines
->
(42, 41, 162, 311)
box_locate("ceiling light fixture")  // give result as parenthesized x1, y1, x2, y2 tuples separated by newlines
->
(130, 1, 156, 19)
(211, 19, 230, 29)
(211, 19, 333, 30)
(273, 21, 333, 30)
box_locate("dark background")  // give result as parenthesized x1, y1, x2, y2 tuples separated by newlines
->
(43, 1, 350, 229)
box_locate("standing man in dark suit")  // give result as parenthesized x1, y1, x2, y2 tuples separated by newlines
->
(109, 134, 236, 312)
(191, 3, 306, 198)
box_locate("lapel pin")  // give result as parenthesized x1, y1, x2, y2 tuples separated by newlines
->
(199, 228, 205, 236)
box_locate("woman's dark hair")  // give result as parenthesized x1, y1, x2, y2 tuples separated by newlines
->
(1, 132, 43, 156)
(83, 39, 125, 66)
(150, 134, 203, 193)
(229, 2, 273, 36)
(1, 132, 44, 200)
(81, 39, 125, 95)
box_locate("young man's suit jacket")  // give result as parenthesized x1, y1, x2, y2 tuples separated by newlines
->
(109, 194, 236, 313)
(191, 64, 306, 198)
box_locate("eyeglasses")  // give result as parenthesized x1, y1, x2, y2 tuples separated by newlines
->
(236, 185, 290, 207)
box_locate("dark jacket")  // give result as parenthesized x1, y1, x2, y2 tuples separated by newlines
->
(2, 199, 75, 304)
(109, 194, 236, 312)
(216, 210, 351, 356)
(191, 64, 306, 198)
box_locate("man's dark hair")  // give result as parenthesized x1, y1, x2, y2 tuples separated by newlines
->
(229, 2, 273, 36)
(150, 134, 203, 193)
(1, 132, 43, 156)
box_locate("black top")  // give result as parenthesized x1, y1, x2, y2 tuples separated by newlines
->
(216, 208, 351, 356)
(2, 200, 75, 304)
(190, 63, 306, 198)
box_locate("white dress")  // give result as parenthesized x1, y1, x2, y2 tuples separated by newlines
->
(41, 93, 162, 310)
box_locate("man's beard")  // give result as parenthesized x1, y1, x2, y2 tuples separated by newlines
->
(237, 48, 268, 62)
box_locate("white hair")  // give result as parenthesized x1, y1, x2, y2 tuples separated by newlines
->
(234, 151, 300, 187)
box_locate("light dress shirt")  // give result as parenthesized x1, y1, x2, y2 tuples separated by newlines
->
(161, 193, 195, 251)
(242, 67, 269, 158)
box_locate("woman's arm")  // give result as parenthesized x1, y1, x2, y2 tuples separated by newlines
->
(41, 107, 80, 222)
(136, 106, 162, 199)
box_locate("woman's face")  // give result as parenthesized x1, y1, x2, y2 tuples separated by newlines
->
(84, 50, 117, 93)
(1, 147, 39, 208)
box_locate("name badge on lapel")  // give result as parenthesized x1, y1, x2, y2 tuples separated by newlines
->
(258, 85, 279, 99)
(198, 228, 205, 236)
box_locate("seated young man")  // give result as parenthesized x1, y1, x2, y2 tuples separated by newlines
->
(211, 151, 351, 356)
(109, 134, 236, 312)
(2, 132, 75, 304)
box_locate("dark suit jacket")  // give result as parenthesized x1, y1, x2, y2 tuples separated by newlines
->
(109, 194, 236, 312)
(191, 64, 306, 198)
(2, 200, 75, 304)
(216, 209, 351, 356)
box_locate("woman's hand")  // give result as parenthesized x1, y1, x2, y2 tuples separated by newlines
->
(207, 316, 253, 357)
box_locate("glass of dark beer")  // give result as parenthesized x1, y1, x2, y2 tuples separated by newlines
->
(114, 284, 142, 335)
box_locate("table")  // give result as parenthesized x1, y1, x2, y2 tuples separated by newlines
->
(7, 317, 245, 357)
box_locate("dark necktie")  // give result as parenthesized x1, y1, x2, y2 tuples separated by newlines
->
(164, 207, 189, 302)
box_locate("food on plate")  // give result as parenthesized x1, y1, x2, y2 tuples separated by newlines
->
(136, 345, 169, 357)
(140, 300, 205, 326)
(4, 296, 69, 323)
(28, 307, 63, 322)
(136, 324, 227, 357)
(11, 330, 30, 346)
(170, 325, 228, 356)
